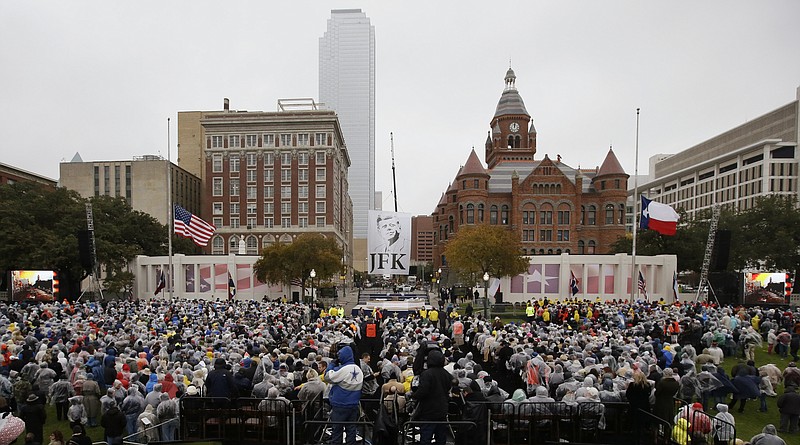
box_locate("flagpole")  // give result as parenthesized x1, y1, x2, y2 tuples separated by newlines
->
(167, 117, 174, 300)
(630, 108, 640, 302)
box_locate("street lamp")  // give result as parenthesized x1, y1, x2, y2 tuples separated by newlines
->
(437, 268, 442, 296)
(483, 272, 490, 319)
(310, 269, 316, 304)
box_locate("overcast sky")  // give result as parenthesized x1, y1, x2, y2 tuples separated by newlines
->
(2, 1, 799, 216)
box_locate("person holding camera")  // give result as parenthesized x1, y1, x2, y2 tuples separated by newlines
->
(410, 348, 452, 445)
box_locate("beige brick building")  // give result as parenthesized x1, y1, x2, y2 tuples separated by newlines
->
(59, 155, 201, 225)
(432, 69, 629, 270)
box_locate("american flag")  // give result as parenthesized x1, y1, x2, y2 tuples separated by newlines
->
(174, 205, 216, 247)
(569, 271, 580, 296)
(638, 270, 648, 300)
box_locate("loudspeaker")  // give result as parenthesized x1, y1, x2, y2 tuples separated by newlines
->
(708, 272, 741, 305)
(77, 230, 93, 271)
(409, 266, 417, 276)
(711, 230, 732, 271)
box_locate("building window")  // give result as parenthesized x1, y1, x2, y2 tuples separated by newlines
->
(247, 203, 257, 215)
(230, 202, 240, 215)
(297, 134, 309, 146)
(264, 152, 274, 165)
(246, 135, 258, 148)
(298, 201, 308, 214)
(316, 184, 326, 197)
(298, 168, 308, 182)
(578, 240, 585, 254)
(264, 169, 274, 183)
(618, 204, 625, 225)
(298, 152, 309, 165)
(247, 217, 257, 228)
(229, 135, 240, 149)
(264, 217, 274, 228)
(213, 217, 223, 228)
(540, 229, 552, 241)
(211, 135, 223, 148)
(230, 178, 240, 196)
(298, 217, 308, 228)
(104, 165, 109, 195)
(229, 236, 239, 252)
(474, 179, 479, 188)
(230, 217, 240, 228)
(448, 215, 454, 233)
(246, 236, 258, 254)
(501, 205, 509, 225)
(212, 154, 223, 173)
(298, 185, 308, 199)
(279, 152, 290, 165)
(230, 156, 240, 173)
(263, 134, 275, 147)
(478, 204, 484, 222)
(213, 202, 223, 215)
(281, 217, 291, 228)
(605, 204, 614, 224)
(490, 205, 498, 224)
(557, 230, 569, 241)
(316, 168, 326, 181)
(315, 133, 327, 146)
(316, 216, 326, 227)
(264, 202, 274, 214)
(466, 204, 475, 224)
(280, 134, 292, 147)
(316, 201, 326, 213)
(212, 236, 224, 255)
(246, 169, 257, 183)
(246, 152, 257, 167)
(280, 202, 291, 214)
(264, 186, 274, 199)
(587, 205, 596, 225)
(587, 240, 596, 254)
(213, 177, 223, 196)
(539, 210, 553, 225)
(281, 168, 291, 182)
(557, 210, 570, 225)
(316, 151, 326, 164)
(281, 186, 292, 199)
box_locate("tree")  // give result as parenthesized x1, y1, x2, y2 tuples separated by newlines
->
(253, 233, 343, 301)
(725, 195, 800, 272)
(443, 225, 529, 283)
(0, 183, 177, 299)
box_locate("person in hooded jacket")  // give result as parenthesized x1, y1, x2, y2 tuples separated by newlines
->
(204, 358, 236, 400)
(712, 403, 735, 445)
(410, 349, 452, 445)
(749, 424, 786, 445)
(323, 345, 363, 445)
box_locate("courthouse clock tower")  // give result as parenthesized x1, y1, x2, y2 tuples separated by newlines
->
(485, 67, 537, 168)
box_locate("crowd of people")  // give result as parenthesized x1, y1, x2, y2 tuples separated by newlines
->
(0, 296, 797, 445)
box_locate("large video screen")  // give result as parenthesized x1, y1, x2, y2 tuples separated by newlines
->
(743, 272, 786, 305)
(11, 270, 55, 302)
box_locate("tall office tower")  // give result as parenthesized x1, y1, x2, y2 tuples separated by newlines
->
(319, 9, 375, 271)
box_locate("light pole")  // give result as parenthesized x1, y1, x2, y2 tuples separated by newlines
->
(310, 269, 316, 305)
(483, 272, 490, 319)
(437, 268, 442, 295)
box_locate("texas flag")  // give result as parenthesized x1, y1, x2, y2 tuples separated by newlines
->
(640, 196, 680, 236)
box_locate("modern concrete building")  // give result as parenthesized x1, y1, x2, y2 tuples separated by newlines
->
(432, 69, 629, 271)
(0, 162, 56, 188)
(633, 87, 800, 220)
(59, 155, 201, 225)
(177, 99, 353, 270)
(319, 9, 376, 272)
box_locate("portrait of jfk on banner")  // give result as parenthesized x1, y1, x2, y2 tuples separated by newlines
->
(368, 211, 411, 274)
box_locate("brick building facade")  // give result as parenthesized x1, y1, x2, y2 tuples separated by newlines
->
(432, 69, 629, 269)
(178, 100, 353, 270)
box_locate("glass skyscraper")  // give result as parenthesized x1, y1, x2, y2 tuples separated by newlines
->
(319, 9, 375, 240)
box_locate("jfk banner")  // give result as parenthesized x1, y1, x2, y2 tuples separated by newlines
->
(367, 210, 412, 275)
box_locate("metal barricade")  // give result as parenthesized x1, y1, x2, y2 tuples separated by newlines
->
(236, 397, 292, 444)
(637, 409, 675, 445)
(514, 401, 573, 444)
(400, 420, 478, 445)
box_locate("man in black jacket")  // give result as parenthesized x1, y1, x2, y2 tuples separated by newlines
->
(100, 400, 127, 445)
(412, 349, 452, 445)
